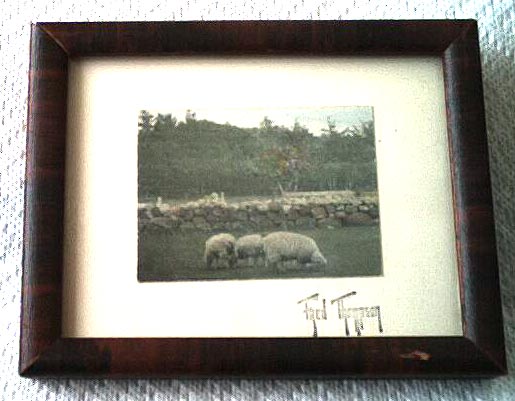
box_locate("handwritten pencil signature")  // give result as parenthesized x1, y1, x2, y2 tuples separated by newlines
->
(297, 292, 383, 337)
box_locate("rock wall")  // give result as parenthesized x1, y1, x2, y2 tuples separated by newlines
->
(139, 192, 379, 234)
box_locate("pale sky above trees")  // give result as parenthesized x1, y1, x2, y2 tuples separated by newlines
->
(146, 106, 373, 136)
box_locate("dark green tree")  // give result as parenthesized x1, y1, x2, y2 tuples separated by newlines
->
(154, 113, 178, 133)
(138, 110, 154, 135)
(259, 116, 273, 133)
(138, 112, 378, 200)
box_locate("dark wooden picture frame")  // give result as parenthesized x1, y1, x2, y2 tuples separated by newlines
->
(21, 20, 506, 378)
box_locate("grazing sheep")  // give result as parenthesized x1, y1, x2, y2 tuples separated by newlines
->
(235, 234, 265, 268)
(263, 231, 327, 273)
(204, 233, 236, 269)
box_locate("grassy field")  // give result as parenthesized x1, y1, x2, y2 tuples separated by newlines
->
(138, 226, 382, 282)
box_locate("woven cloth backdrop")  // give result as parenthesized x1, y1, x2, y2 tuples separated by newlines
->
(1, 0, 514, 399)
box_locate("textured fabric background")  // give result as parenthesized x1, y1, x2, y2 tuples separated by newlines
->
(1, 0, 513, 399)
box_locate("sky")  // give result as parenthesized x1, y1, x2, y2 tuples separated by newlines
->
(147, 106, 373, 136)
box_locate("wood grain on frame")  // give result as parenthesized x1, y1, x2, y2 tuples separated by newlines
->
(20, 20, 506, 377)
(21, 24, 68, 375)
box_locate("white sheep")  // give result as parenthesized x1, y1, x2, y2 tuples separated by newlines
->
(263, 231, 327, 273)
(204, 233, 236, 269)
(235, 234, 265, 268)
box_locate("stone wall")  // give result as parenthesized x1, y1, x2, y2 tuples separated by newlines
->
(138, 192, 379, 234)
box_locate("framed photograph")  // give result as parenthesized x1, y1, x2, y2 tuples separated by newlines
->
(138, 105, 381, 282)
(21, 20, 506, 377)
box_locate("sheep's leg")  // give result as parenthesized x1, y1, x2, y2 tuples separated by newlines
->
(206, 253, 214, 270)
(235, 257, 243, 269)
(236, 250, 244, 268)
(277, 257, 287, 274)
(221, 255, 231, 269)
(257, 255, 264, 268)
(275, 261, 282, 274)
(267, 256, 280, 274)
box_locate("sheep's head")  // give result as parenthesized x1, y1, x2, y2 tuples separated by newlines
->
(256, 237, 265, 256)
(222, 240, 234, 254)
(225, 241, 237, 266)
(311, 251, 327, 267)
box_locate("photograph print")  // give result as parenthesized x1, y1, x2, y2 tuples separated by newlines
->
(138, 106, 382, 281)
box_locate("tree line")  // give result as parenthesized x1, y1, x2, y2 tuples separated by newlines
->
(138, 110, 378, 201)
